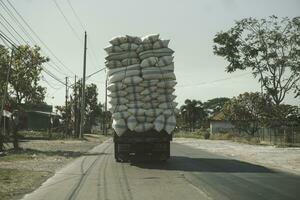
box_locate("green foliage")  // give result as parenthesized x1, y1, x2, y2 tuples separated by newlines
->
(0, 45, 49, 106)
(223, 92, 273, 136)
(180, 99, 207, 131)
(174, 129, 208, 139)
(213, 16, 300, 105)
(204, 97, 230, 116)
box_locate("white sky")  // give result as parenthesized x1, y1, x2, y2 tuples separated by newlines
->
(2, 0, 300, 107)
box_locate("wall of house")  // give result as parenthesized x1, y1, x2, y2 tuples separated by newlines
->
(210, 121, 235, 134)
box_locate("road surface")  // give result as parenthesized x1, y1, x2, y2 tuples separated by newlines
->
(22, 139, 300, 200)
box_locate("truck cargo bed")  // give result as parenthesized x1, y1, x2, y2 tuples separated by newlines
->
(114, 130, 172, 162)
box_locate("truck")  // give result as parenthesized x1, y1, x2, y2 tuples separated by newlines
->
(114, 130, 172, 162)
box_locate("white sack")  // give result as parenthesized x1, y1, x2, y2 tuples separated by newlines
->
(106, 51, 137, 61)
(127, 101, 144, 108)
(157, 56, 173, 67)
(158, 102, 178, 109)
(139, 48, 174, 60)
(154, 115, 165, 132)
(139, 80, 159, 87)
(136, 115, 154, 123)
(140, 57, 158, 68)
(126, 93, 143, 101)
(121, 58, 140, 66)
(112, 111, 131, 120)
(157, 80, 177, 88)
(109, 36, 128, 46)
(134, 123, 153, 132)
(107, 64, 140, 77)
(109, 97, 128, 105)
(143, 102, 159, 109)
(107, 82, 124, 92)
(145, 109, 163, 117)
(109, 69, 140, 83)
(157, 88, 175, 94)
(120, 43, 139, 51)
(153, 40, 170, 49)
(127, 115, 138, 131)
(112, 119, 127, 136)
(107, 90, 127, 98)
(157, 95, 176, 102)
(142, 34, 160, 43)
(128, 108, 145, 116)
(164, 115, 176, 134)
(125, 86, 144, 93)
(123, 76, 143, 84)
(104, 45, 123, 54)
(105, 60, 122, 68)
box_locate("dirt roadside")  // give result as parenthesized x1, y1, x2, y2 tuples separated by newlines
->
(0, 134, 110, 200)
(174, 138, 300, 176)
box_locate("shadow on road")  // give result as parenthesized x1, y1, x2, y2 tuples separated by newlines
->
(4, 148, 110, 158)
(132, 156, 274, 173)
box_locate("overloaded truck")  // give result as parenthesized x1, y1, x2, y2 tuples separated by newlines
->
(105, 34, 177, 162)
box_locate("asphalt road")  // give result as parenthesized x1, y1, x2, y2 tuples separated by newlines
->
(22, 139, 300, 200)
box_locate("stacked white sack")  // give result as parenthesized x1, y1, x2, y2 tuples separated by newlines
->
(105, 35, 143, 136)
(105, 35, 178, 136)
(138, 34, 178, 134)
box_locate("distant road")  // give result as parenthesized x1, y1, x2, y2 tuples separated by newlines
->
(23, 139, 300, 200)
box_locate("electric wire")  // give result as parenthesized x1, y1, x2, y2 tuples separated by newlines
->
(52, 0, 81, 42)
(3, 0, 75, 76)
(0, 31, 70, 88)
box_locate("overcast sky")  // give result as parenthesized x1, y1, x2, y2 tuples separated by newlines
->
(2, 0, 300, 107)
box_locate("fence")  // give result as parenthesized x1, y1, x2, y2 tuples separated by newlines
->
(256, 126, 300, 146)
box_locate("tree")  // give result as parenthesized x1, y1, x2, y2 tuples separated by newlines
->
(8, 45, 49, 105)
(213, 16, 300, 105)
(265, 104, 300, 128)
(204, 97, 230, 116)
(68, 82, 103, 135)
(223, 92, 273, 136)
(180, 99, 207, 131)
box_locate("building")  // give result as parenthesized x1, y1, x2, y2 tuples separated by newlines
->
(20, 104, 59, 130)
(210, 112, 235, 134)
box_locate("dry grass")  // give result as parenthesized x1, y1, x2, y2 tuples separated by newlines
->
(0, 134, 110, 200)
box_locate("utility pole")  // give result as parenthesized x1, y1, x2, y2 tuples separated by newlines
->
(80, 31, 87, 139)
(74, 75, 77, 138)
(104, 75, 108, 135)
(65, 77, 69, 136)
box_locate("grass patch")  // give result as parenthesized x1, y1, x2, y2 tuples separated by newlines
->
(0, 168, 50, 200)
(0, 153, 33, 162)
(174, 130, 209, 139)
(18, 130, 65, 140)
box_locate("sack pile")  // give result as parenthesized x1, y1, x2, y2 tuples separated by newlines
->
(105, 34, 177, 136)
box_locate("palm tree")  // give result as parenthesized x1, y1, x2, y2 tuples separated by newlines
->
(180, 99, 207, 131)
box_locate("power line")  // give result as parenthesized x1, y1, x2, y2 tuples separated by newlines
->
(0, 17, 21, 45)
(3, 0, 75, 76)
(52, 0, 82, 42)
(0, 0, 63, 74)
(0, 12, 27, 44)
(86, 67, 106, 79)
(66, 0, 85, 30)
(0, 31, 68, 88)
(66, 0, 100, 69)
(176, 72, 252, 88)
(0, 0, 37, 45)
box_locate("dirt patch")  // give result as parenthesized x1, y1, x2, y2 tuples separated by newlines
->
(0, 134, 110, 200)
(174, 138, 300, 176)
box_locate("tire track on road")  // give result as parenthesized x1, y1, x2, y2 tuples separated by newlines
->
(96, 145, 111, 200)
(66, 142, 111, 200)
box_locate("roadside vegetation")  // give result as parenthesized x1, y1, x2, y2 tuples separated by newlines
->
(0, 133, 110, 200)
(176, 16, 300, 147)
